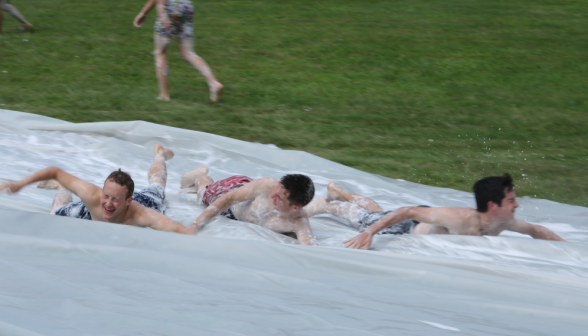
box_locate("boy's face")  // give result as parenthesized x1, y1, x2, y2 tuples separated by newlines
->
(496, 189, 519, 220)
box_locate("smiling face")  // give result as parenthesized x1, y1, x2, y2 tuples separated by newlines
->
(101, 180, 132, 221)
(492, 188, 519, 221)
(270, 183, 300, 214)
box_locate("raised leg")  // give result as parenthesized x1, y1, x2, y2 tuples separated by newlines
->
(154, 34, 171, 101)
(304, 197, 364, 228)
(36, 180, 72, 214)
(50, 186, 73, 214)
(178, 39, 223, 102)
(326, 182, 383, 211)
(180, 166, 213, 204)
(148, 144, 174, 188)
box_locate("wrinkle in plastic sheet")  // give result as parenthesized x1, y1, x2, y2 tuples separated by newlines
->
(0, 110, 587, 335)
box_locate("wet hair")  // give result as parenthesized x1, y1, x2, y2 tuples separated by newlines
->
(280, 174, 315, 207)
(473, 173, 514, 212)
(105, 169, 134, 199)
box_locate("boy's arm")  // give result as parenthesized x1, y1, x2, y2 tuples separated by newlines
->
(507, 219, 565, 241)
(1, 166, 102, 207)
(135, 209, 194, 235)
(134, 0, 156, 27)
(188, 178, 276, 233)
(295, 218, 318, 246)
(343, 207, 463, 249)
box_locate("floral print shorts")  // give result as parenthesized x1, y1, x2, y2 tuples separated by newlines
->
(154, 0, 194, 40)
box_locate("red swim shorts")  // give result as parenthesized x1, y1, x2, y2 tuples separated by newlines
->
(202, 175, 254, 218)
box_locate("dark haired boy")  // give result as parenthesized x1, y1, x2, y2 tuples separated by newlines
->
(181, 167, 317, 245)
(0, 145, 192, 235)
(303, 174, 564, 249)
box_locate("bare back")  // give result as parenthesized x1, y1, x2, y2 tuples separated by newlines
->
(190, 177, 316, 245)
(410, 207, 510, 236)
(232, 194, 310, 234)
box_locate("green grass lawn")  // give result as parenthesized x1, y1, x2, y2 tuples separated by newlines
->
(1, 0, 587, 206)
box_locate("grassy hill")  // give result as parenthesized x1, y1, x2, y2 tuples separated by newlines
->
(1, 0, 587, 206)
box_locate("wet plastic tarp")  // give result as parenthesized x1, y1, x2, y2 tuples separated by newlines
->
(1, 109, 587, 335)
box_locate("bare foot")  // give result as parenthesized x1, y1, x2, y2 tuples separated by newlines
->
(156, 95, 170, 101)
(180, 166, 209, 189)
(153, 144, 174, 161)
(19, 23, 33, 31)
(210, 82, 223, 103)
(37, 179, 61, 189)
(326, 182, 345, 202)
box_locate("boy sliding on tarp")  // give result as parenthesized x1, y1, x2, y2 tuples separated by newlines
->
(1, 145, 192, 235)
(181, 167, 317, 245)
(303, 174, 564, 249)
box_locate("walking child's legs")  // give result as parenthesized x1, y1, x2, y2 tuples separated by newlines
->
(149, 144, 175, 188)
(178, 39, 223, 102)
(180, 166, 213, 204)
(154, 34, 171, 101)
(325, 182, 383, 211)
(0, 0, 32, 29)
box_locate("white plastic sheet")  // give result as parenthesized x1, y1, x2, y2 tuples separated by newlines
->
(1, 109, 587, 335)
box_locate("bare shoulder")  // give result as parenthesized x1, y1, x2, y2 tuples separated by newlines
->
(506, 218, 531, 230)
(237, 177, 278, 195)
(252, 177, 279, 189)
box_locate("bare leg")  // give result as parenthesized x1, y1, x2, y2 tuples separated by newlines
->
(178, 39, 223, 103)
(36, 180, 72, 214)
(148, 144, 174, 188)
(326, 182, 383, 211)
(180, 166, 213, 204)
(0, 0, 32, 30)
(154, 34, 171, 101)
(304, 197, 364, 229)
(50, 186, 73, 214)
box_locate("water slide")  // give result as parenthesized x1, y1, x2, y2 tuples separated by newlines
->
(1, 109, 587, 335)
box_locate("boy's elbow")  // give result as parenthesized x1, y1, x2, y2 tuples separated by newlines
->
(49, 166, 64, 176)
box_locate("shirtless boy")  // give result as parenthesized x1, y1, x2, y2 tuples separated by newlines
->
(0, 145, 192, 235)
(181, 167, 317, 245)
(304, 174, 564, 249)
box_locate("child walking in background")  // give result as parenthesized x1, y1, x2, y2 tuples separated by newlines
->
(134, 0, 223, 102)
(0, 0, 33, 35)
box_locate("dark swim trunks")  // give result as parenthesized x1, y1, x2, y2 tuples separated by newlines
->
(54, 184, 166, 220)
(201, 175, 254, 220)
(357, 205, 431, 235)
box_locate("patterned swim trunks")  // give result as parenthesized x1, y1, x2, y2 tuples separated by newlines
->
(54, 184, 166, 220)
(201, 175, 254, 219)
(154, 0, 194, 40)
(356, 205, 431, 235)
